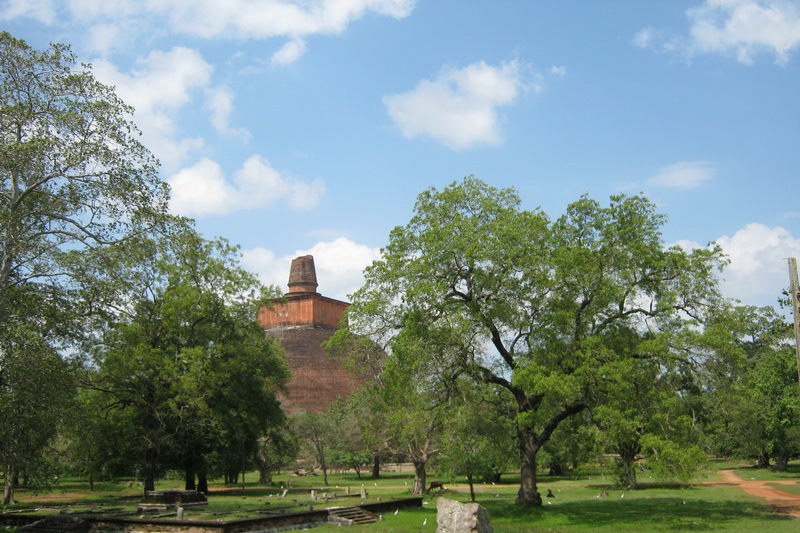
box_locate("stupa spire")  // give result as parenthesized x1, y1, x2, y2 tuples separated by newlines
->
(287, 255, 318, 294)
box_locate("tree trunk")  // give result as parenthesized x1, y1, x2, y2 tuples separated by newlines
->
(773, 448, 789, 472)
(412, 461, 426, 495)
(197, 471, 209, 494)
(618, 446, 639, 489)
(184, 463, 196, 491)
(516, 456, 541, 506)
(757, 450, 770, 469)
(467, 473, 476, 502)
(3, 464, 15, 505)
(143, 448, 157, 492)
(516, 429, 543, 506)
(256, 462, 271, 484)
(371, 454, 381, 479)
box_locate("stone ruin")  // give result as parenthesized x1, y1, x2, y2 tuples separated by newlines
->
(436, 497, 493, 533)
(137, 489, 208, 511)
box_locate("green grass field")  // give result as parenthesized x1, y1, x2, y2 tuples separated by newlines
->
(3, 463, 799, 532)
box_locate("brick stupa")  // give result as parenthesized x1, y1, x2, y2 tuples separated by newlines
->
(259, 255, 362, 416)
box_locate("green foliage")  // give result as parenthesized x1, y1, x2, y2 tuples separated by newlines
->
(0, 31, 167, 326)
(293, 412, 338, 485)
(87, 227, 288, 490)
(342, 176, 725, 505)
(640, 435, 708, 485)
(437, 389, 517, 500)
(0, 322, 75, 501)
(696, 304, 800, 469)
(0, 32, 168, 502)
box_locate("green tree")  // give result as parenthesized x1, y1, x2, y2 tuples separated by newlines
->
(698, 304, 799, 469)
(255, 427, 299, 484)
(341, 177, 724, 505)
(540, 411, 601, 477)
(590, 332, 708, 489)
(88, 229, 288, 491)
(294, 412, 337, 486)
(334, 387, 393, 479)
(0, 32, 167, 503)
(437, 387, 517, 501)
(0, 323, 74, 503)
(327, 398, 374, 480)
(324, 327, 391, 479)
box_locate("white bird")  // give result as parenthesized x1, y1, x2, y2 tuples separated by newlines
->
(621, 494, 624, 499)
(495, 494, 499, 498)
(374, 483, 377, 486)
(547, 501, 552, 505)
(394, 510, 398, 515)
(423, 519, 427, 526)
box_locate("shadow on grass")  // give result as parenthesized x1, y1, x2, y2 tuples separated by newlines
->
(583, 482, 697, 491)
(482, 497, 791, 530)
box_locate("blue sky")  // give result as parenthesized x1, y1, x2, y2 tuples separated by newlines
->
(4, 0, 800, 309)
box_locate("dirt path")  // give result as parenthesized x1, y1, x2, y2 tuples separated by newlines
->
(716, 469, 800, 518)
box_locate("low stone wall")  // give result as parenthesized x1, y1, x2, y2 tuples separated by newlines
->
(2, 497, 424, 533)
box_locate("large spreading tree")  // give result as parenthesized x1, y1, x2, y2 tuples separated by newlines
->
(87, 228, 289, 492)
(0, 32, 167, 503)
(342, 177, 724, 505)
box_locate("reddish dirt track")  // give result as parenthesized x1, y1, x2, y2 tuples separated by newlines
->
(715, 469, 800, 518)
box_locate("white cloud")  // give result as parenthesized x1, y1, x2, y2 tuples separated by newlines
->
(91, 47, 213, 171)
(632, 27, 656, 49)
(649, 161, 714, 189)
(688, 0, 800, 65)
(168, 155, 326, 217)
(240, 238, 382, 301)
(68, 0, 138, 18)
(678, 223, 800, 306)
(271, 37, 308, 65)
(85, 23, 123, 57)
(204, 86, 250, 140)
(0, 0, 56, 23)
(638, 1, 800, 65)
(168, 158, 234, 216)
(383, 60, 530, 150)
(15, 0, 415, 65)
(152, 0, 415, 40)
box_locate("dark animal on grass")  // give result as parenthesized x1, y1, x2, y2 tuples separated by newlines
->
(428, 481, 444, 492)
(547, 489, 555, 498)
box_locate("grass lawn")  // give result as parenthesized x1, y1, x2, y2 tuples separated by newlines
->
(731, 463, 800, 482)
(766, 483, 800, 496)
(2, 462, 799, 532)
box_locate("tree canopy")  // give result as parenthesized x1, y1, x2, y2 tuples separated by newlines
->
(86, 228, 289, 491)
(0, 32, 168, 503)
(341, 176, 725, 505)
